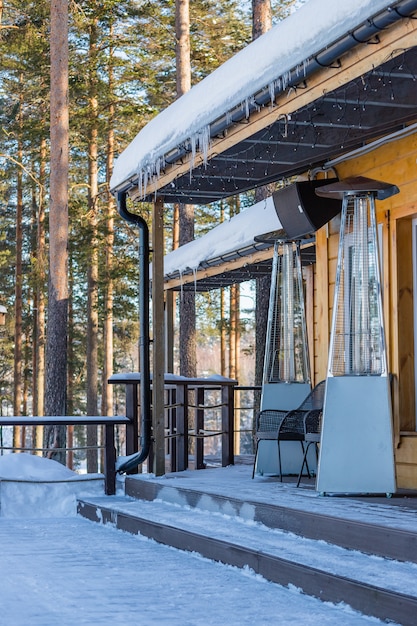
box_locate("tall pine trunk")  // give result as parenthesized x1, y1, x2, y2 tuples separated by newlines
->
(13, 86, 24, 449)
(67, 257, 74, 469)
(253, 0, 272, 422)
(86, 15, 99, 473)
(228, 197, 241, 453)
(176, 0, 196, 377)
(178, 205, 196, 377)
(44, 0, 69, 463)
(33, 135, 47, 454)
(102, 27, 115, 423)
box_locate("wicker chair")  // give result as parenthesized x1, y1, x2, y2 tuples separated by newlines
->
(252, 380, 326, 481)
(252, 408, 288, 478)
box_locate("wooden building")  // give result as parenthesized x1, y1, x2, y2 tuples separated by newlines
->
(110, 0, 417, 486)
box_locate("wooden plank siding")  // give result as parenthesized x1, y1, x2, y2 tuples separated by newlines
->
(314, 224, 330, 383)
(313, 130, 417, 488)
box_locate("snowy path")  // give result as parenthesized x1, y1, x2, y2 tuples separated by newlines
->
(0, 516, 388, 626)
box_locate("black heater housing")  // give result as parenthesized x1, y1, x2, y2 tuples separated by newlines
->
(272, 179, 342, 240)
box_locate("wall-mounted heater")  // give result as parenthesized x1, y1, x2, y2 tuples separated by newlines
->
(315, 176, 398, 495)
(254, 180, 341, 476)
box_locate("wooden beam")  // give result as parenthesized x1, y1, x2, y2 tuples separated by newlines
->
(130, 19, 417, 200)
(163, 240, 316, 291)
(315, 225, 329, 381)
(152, 197, 166, 476)
(163, 247, 274, 290)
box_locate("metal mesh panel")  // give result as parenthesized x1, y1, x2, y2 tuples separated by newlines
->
(264, 241, 310, 384)
(256, 409, 287, 433)
(329, 195, 386, 376)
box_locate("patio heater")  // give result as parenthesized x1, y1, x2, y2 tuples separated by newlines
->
(262, 240, 311, 410)
(315, 177, 398, 495)
(260, 179, 342, 413)
(255, 240, 312, 476)
(255, 180, 341, 476)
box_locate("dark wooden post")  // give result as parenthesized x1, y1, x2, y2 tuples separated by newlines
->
(195, 387, 205, 469)
(221, 383, 235, 466)
(175, 381, 189, 471)
(104, 423, 116, 495)
(152, 197, 166, 476)
(125, 383, 139, 474)
(169, 387, 177, 472)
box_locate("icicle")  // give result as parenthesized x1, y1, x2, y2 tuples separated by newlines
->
(179, 270, 184, 301)
(190, 134, 198, 170)
(294, 62, 303, 78)
(188, 126, 211, 178)
(155, 156, 161, 180)
(281, 70, 291, 91)
(245, 96, 250, 119)
(199, 126, 210, 166)
(137, 169, 143, 200)
(193, 267, 198, 294)
(269, 81, 275, 107)
(143, 166, 150, 200)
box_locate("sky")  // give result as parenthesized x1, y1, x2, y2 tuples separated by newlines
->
(0, 453, 408, 625)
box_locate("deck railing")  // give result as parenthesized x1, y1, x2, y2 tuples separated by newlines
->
(0, 380, 260, 490)
(109, 374, 237, 473)
(0, 415, 132, 495)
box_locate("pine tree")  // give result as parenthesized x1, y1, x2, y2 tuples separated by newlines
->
(44, 0, 69, 462)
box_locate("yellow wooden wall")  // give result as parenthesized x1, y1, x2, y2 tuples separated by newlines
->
(313, 130, 417, 488)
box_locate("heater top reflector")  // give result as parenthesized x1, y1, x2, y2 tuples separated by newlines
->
(315, 176, 399, 201)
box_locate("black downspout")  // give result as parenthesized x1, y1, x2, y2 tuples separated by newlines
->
(116, 191, 152, 473)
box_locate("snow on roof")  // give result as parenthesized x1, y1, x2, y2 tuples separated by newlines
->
(110, 0, 394, 193)
(163, 195, 281, 276)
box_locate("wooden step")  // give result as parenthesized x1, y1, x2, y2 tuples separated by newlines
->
(125, 473, 417, 564)
(78, 494, 417, 626)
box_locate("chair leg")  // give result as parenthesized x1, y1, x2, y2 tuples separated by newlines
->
(252, 440, 259, 479)
(277, 439, 283, 482)
(300, 441, 311, 478)
(297, 441, 312, 487)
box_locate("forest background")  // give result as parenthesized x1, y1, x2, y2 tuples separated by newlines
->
(0, 0, 299, 466)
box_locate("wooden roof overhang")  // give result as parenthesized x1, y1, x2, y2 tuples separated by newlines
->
(112, 1, 417, 292)
(116, 8, 417, 207)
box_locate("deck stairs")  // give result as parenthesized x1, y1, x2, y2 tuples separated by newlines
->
(77, 465, 417, 625)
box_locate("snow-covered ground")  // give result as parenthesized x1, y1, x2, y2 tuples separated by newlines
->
(0, 453, 401, 625)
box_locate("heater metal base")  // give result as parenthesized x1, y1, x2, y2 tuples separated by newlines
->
(317, 376, 396, 495)
(261, 382, 311, 411)
(255, 440, 317, 477)
(256, 382, 312, 476)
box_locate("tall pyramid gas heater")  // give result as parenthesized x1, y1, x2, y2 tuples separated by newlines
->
(316, 177, 398, 495)
(262, 240, 311, 409)
(255, 181, 341, 476)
